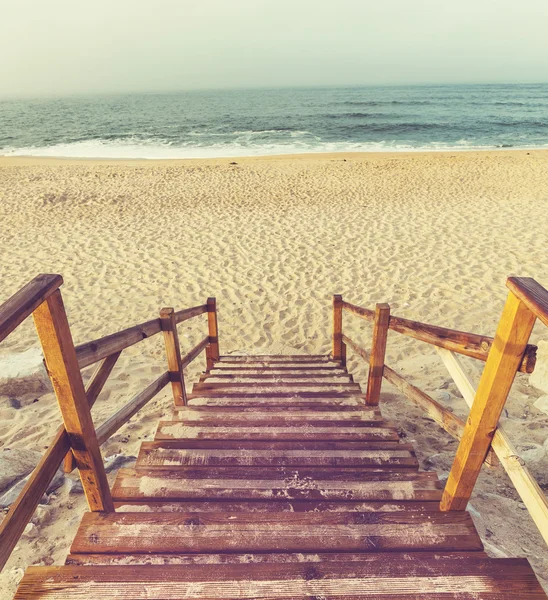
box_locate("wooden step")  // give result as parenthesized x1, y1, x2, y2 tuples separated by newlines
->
(137, 440, 413, 450)
(65, 550, 488, 566)
(165, 413, 393, 428)
(171, 407, 381, 422)
(193, 383, 362, 392)
(113, 499, 444, 513)
(17, 558, 547, 599)
(155, 421, 400, 441)
(211, 366, 348, 373)
(186, 397, 365, 410)
(189, 391, 365, 399)
(200, 373, 353, 381)
(70, 511, 481, 555)
(112, 467, 442, 502)
(136, 445, 418, 469)
(210, 367, 348, 373)
(218, 355, 331, 362)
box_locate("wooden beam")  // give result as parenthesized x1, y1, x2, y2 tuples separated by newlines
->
(0, 427, 69, 571)
(507, 276, 548, 327)
(32, 290, 114, 512)
(437, 348, 548, 544)
(181, 336, 210, 370)
(95, 372, 170, 445)
(332, 295, 343, 362)
(174, 304, 208, 325)
(160, 308, 187, 406)
(75, 318, 162, 369)
(64, 352, 122, 473)
(365, 304, 390, 406)
(0, 274, 63, 343)
(207, 298, 220, 361)
(341, 300, 536, 374)
(440, 291, 537, 511)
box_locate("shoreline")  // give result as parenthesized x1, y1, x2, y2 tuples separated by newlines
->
(1, 147, 548, 167)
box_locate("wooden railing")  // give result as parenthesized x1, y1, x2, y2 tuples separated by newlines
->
(334, 276, 548, 546)
(0, 275, 219, 571)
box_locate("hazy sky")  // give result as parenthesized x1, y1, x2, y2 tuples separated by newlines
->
(1, 0, 548, 98)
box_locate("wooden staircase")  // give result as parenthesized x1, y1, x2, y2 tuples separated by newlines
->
(14, 354, 547, 599)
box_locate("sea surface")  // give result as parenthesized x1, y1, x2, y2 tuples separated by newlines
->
(1, 84, 547, 158)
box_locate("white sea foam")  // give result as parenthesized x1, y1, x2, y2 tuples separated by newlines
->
(2, 138, 548, 160)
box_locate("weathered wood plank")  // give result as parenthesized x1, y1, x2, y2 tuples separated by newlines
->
(441, 291, 537, 511)
(136, 447, 418, 469)
(65, 550, 488, 566)
(186, 396, 365, 410)
(0, 273, 63, 343)
(201, 373, 353, 381)
(218, 355, 330, 362)
(211, 366, 348, 372)
(138, 440, 414, 451)
(189, 391, 366, 401)
(21, 558, 547, 600)
(70, 511, 480, 554)
(155, 421, 400, 441)
(112, 500, 450, 513)
(112, 467, 442, 502)
(165, 413, 392, 428)
(171, 407, 381, 421)
(193, 382, 362, 392)
(115, 466, 439, 482)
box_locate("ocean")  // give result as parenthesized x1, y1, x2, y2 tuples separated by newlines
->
(1, 83, 547, 159)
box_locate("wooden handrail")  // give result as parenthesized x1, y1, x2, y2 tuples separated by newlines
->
(507, 276, 548, 327)
(181, 336, 210, 369)
(342, 300, 536, 374)
(174, 304, 208, 324)
(75, 304, 208, 369)
(0, 427, 70, 571)
(0, 274, 216, 575)
(0, 274, 63, 343)
(96, 372, 170, 445)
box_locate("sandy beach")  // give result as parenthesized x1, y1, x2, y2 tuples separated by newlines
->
(1, 150, 548, 595)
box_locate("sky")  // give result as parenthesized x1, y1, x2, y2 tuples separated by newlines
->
(1, 0, 548, 98)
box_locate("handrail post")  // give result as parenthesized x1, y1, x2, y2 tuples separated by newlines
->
(160, 307, 187, 406)
(32, 290, 114, 512)
(207, 297, 220, 363)
(332, 295, 343, 362)
(205, 344, 215, 372)
(365, 303, 391, 406)
(440, 289, 537, 511)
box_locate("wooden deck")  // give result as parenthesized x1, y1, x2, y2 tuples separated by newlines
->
(14, 354, 548, 599)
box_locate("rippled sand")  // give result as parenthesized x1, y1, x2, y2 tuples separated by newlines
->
(1, 150, 548, 594)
